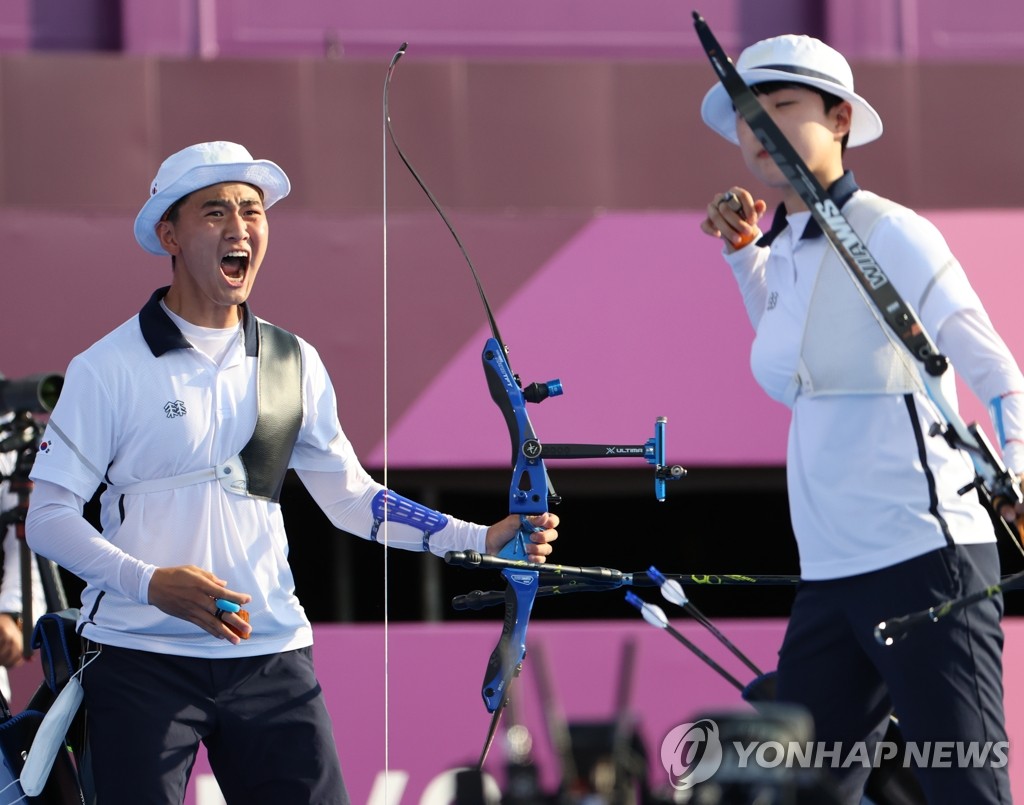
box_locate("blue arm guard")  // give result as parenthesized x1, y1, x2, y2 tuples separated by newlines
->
(990, 395, 1008, 449)
(370, 489, 449, 551)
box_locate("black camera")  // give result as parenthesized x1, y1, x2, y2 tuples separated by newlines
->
(0, 373, 63, 416)
(675, 705, 843, 805)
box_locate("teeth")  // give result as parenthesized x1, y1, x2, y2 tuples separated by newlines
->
(222, 251, 249, 278)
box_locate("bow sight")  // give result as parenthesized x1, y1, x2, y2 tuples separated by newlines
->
(483, 336, 685, 510)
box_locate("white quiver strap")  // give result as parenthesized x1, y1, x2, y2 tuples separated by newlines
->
(785, 194, 925, 404)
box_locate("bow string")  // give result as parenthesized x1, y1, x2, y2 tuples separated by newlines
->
(383, 43, 684, 767)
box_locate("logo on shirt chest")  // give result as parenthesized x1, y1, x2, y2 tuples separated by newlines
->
(164, 400, 188, 418)
(767, 291, 779, 311)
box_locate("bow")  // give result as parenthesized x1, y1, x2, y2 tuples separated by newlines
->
(382, 43, 684, 766)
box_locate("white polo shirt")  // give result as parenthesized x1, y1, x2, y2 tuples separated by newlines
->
(725, 175, 1024, 580)
(28, 288, 486, 656)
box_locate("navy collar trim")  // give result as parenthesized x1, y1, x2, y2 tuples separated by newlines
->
(757, 171, 860, 247)
(138, 287, 258, 358)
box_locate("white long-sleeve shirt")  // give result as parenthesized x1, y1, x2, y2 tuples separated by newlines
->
(724, 175, 1024, 580)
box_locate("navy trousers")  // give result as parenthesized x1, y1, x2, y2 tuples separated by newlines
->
(81, 644, 350, 805)
(776, 543, 1011, 804)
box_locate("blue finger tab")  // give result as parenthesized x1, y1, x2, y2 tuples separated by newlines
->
(215, 598, 241, 613)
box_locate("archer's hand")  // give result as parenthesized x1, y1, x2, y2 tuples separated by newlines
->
(148, 565, 252, 644)
(485, 513, 559, 564)
(0, 614, 23, 668)
(700, 187, 767, 252)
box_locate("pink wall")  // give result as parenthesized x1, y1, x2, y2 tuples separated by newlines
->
(0, 53, 1019, 471)
(9, 617, 1024, 804)
(5, 2, 1024, 60)
(0, 1, 28, 51)
(3, 208, 1020, 469)
(117, 0, 1024, 61)
(826, 0, 1024, 60)
(195, 617, 1024, 805)
(2, 55, 1023, 212)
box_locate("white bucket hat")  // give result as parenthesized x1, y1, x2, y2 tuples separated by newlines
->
(134, 141, 291, 256)
(700, 34, 883, 148)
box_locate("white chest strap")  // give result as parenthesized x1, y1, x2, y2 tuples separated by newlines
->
(108, 321, 302, 502)
(107, 454, 249, 497)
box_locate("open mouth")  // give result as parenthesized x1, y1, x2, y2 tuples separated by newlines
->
(221, 251, 250, 282)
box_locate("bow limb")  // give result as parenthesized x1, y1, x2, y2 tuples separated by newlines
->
(476, 336, 553, 764)
(383, 44, 553, 766)
(476, 542, 539, 768)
